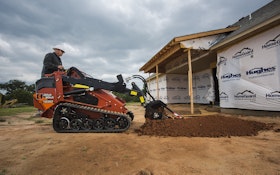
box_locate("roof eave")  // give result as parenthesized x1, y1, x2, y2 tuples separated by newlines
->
(140, 26, 239, 72)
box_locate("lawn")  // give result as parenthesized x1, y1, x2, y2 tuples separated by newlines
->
(0, 106, 37, 116)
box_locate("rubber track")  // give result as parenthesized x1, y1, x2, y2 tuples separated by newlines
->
(53, 102, 131, 133)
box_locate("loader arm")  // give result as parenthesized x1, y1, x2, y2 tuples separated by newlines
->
(62, 75, 128, 93)
(64, 67, 146, 105)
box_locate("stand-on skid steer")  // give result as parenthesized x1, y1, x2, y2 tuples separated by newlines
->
(33, 67, 179, 133)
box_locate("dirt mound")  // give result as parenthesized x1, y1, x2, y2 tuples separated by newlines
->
(136, 115, 272, 137)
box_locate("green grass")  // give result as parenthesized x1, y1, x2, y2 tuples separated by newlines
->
(0, 106, 37, 116)
(0, 169, 7, 175)
(125, 102, 142, 106)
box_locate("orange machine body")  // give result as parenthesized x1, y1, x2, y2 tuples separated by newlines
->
(33, 70, 128, 119)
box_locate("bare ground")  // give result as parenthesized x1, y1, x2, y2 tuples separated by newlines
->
(0, 104, 280, 175)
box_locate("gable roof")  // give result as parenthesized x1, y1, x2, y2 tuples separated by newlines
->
(140, 27, 238, 73)
(211, 0, 280, 50)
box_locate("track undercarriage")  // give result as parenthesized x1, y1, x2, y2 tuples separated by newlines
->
(53, 103, 132, 133)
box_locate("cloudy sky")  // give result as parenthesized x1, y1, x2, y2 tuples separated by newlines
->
(0, 0, 272, 85)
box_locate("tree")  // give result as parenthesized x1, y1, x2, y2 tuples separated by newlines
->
(0, 80, 35, 106)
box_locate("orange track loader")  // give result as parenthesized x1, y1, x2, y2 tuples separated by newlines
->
(33, 67, 179, 133)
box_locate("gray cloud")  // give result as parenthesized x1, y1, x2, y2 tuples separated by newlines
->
(0, 0, 272, 84)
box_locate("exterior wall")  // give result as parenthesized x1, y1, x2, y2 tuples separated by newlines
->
(193, 69, 214, 104)
(217, 25, 280, 111)
(147, 75, 168, 103)
(147, 69, 214, 104)
(165, 74, 188, 103)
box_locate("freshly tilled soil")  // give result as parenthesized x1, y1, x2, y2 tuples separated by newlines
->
(136, 115, 272, 137)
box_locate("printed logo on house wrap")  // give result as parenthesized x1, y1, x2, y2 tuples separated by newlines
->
(172, 95, 181, 100)
(193, 76, 200, 81)
(197, 85, 206, 90)
(265, 91, 280, 101)
(219, 92, 229, 102)
(232, 47, 254, 59)
(262, 34, 280, 49)
(166, 87, 176, 91)
(177, 87, 187, 91)
(234, 90, 256, 101)
(217, 56, 227, 66)
(171, 77, 181, 82)
(164, 96, 169, 100)
(246, 66, 276, 79)
(202, 73, 210, 79)
(160, 96, 169, 100)
(194, 95, 201, 101)
(150, 89, 156, 92)
(221, 73, 241, 82)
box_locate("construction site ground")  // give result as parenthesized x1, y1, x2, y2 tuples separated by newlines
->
(0, 104, 279, 175)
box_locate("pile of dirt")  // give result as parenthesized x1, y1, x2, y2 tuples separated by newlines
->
(136, 115, 272, 137)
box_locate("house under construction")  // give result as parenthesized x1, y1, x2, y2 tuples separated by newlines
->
(140, 0, 280, 113)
